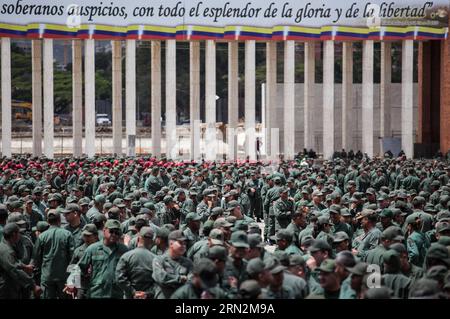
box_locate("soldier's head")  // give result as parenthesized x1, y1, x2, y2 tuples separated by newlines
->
(288, 254, 307, 280)
(308, 240, 331, 266)
(168, 230, 187, 258)
(47, 210, 61, 226)
(318, 259, 340, 292)
(2, 223, 21, 244)
(103, 219, 122, 246)
(271, 229, 293, 251)
(138, 227, 154, 250)
(192, 258, 219, 291)
(208, 245, 228, 274)
(62, 204, 81, 227)
(229, 231, 249, 260)
(246, 258, 273, 288)
(82, 224, 99, 246)
(335, 251, 356, 282)
(279, 187, 289, 200)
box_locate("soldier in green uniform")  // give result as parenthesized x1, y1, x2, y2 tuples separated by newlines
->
(63, 204, 86, 248)
(329, 205, 352, 239)
(405, 213, 430, 267)
(0, 223, 41, 299)
(33, 210, 75, 299)
(286, 210, 307, 247)
(264, 177, 282, 239)
(365, 226, 404, 270)
(77, 219, 129, 298)
(272, 229, 303, 256)
(224, 231, 249, 289)
(152, 230, 193, 298)
(182, 213, 202, 251)
(145, 167, 164, 195)
(382, 249, 412, 299)
(171, 258, 226, 299)
(116, 227, 157, 299)
(273, 187, 294, 232)
(352, 209, 382, 260)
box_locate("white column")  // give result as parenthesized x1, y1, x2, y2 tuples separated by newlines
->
(266, 41, 277, 160)
(32, 40, 42, 157)
(43, 39, 54, 159)
(342, 42, 353, 151)
(245, 40, 256, 160)
(165, 39, 177, 159)
(380, 42, 392, 152)
(190, 42, 201, 161)
(1, 38, 12, 157)
(304, 42, 315, 151)
(205, 40, 216, 161)
(72, 40, 83, 157)
(323, 41, 334, 159)
(111, 41, 122, 156)
(284, 40, 295, 160)
(228, 41, 239, 161)
(362, 40, 374, 158)
(402, 40, 414, 158)
(151, 41, 162, 158)
(85, 39, 96, 157)
(126, 40, 136, 157)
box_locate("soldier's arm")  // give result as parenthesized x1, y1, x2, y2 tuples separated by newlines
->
(152, 257, 183, 287)
(0, 251, 35, 290)
(115, 255, 134, 299)
(407, 238, 420, 265)
(32, 237, 43, 273)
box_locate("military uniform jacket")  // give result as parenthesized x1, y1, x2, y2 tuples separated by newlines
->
(283, 271, 308, 299)
(33, 226, 75, 283)
(196, 201, 211, 222)
(65, 220, 87, 248)
(0, 239, 35, 299)
(264, 285, 295, 299)
(145, 175, 163, 195)
(355, 227, 382, 260)
(224, 257, 248, 288)
(152, 253, 193, 299)
(407, 231, 429, 267)
(116, 247, 157, 299)
(273, 199, 294, 227)
(78, 241, 129, 298)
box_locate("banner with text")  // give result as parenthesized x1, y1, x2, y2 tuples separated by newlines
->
(0, 0, 448, 40)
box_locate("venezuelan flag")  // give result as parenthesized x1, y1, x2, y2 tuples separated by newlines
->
(42, 24, 78, 39)
(92, 25, 127, 40)
(0, 23, 27, 38)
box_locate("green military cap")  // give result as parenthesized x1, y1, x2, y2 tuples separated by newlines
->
(271, 229, 293, 242)
(279, 187, 289, 194)
(23, 196, 33, 204)
(47, 209, 60, 219)
(273, 176, 282, 183)
(2, 223, 20, 237)
(265, 257, 286, 274)
(131, 201, 141, 209)
(356, 209, 375, 220)
(202, 220, 214, 234)
(33, 187, 43, 195)
(379, 208, 393, 218)
(92, 213, 107, 224)
(103, 202, 113, 211)
(383, 249, 400, 265)
(346, 262, 368, 276)
(329, 205, 341, 214)
(424, 203, 437, 214)
(163, 196, 174, 204)
(289, 254, 305, 267)
(223, 180, 234, 186)
(78, 197, 90, 206)
(431, 180, 441, 187)
(382, 226, 404, 241)
(107, 207, 121, 219)
(113, 198, 126, 208)
(340, 208, 352, 217)
(437, 211, 450, 222)
(139, 226, 154, 239)
(317, 216, 332, 226)
(239, 280, 261, 299)
(426, 265, 448, 282)
(232, 220, 248, 232)
(317, 259, 335, 273)
(230, 230, 249, 248)
(247, 233, 264, 248)
(412, 196, 426, 206)
(213, 217, 233, 229)
(333, 231, 349, 243)
(426, 243, 450, 264)
(32, 221, 50, 233)
(436, 221, 450, 234)
(226, 200, 240, 211)
(409, 278, 441, 299)
(124, 194, 135, 201)
(208, 229, 224, 245)
(208, 245, 228, 261)
(104, 219, 121, 230)
(246, 258, 269, 276)
(155, 227, 170, 239)
(226, 216, 237, 225)
(308, 239, 331, 253)
(185, 212, 202, 223)
(168, 230, 187, 241)
(377, 194, 388, 201)
(94, 195, 106, 204)
(9, 201, 23, 209)
(143, 202, 155, 211)
(210, 207, 224, 217)
(312, 190, 323, 197)
(82, 224, 98, 236)
(62, 203, 80, 214)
